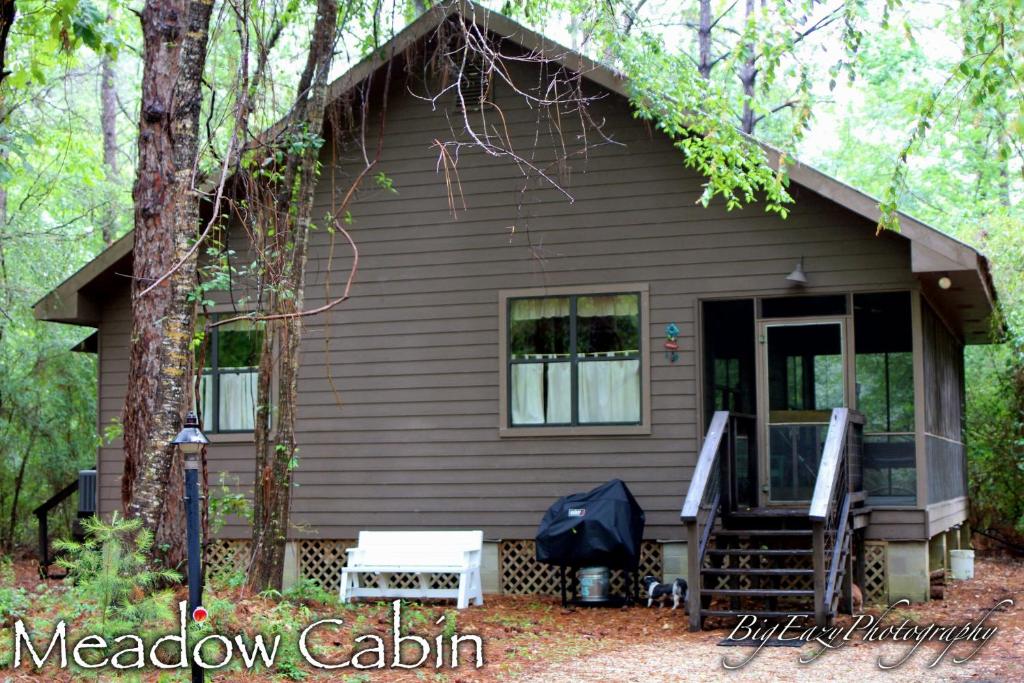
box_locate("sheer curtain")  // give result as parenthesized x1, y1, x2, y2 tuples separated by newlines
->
(578, 359, 640, 423)
(200, 371, 258, 431)
(510, 362, 571, 424)
(220, 371, 257, 430)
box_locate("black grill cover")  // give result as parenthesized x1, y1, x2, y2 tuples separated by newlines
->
(534, 479, 645, 569)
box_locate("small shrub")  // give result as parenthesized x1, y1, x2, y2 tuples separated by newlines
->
(54, 514, 181, 639)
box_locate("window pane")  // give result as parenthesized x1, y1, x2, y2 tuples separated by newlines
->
(578, 359, 640, 423)
(577, 294, 639, 356)
(219, 320, 263, 368)
(510, 298, 570, 359)
(854, 291, 914, 435)
(814, 355, 844, 409)
(856, 352, 914, 433)
(219, 371, 258, 431)
(510, 362, 571, 425)
(863, 434, 916, 505)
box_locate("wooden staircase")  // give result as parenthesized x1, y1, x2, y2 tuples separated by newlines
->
(682, 410, 863, 629)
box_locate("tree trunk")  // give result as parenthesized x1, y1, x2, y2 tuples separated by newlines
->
(5, 430, 38, 552)
(100, 52, 119, 245)
(0, 0, 15, 89)
(247, 0, 338, 592)
(121, 0, 213, 572)
(739, 0, 757, 134)
(698, 0, 712, 79)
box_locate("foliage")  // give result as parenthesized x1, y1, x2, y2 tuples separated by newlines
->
(0, 557, 29, 627)
(53, 514, 181, 638)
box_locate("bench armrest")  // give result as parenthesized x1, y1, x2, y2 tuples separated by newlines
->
(462, 548, 481, 569)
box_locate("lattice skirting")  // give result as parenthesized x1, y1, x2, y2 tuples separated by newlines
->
(499, 540, 664, 596)
(205, 539, 251, 577)
(862, 541, 887, 605)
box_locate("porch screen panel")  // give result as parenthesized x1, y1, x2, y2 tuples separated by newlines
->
(854, 292, 916, 505)
(921, 301, 966, 503)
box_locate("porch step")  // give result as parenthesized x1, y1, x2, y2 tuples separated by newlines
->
(726, 508, 809, 518)
(706, 548, 813, 557)
(702, 609, 816, 619)
(714, 529, 813, 537)
(702, 588, 814, 597)
(702, 567, 813, 577)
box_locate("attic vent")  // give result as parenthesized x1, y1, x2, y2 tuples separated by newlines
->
(458, 51, 491, 112)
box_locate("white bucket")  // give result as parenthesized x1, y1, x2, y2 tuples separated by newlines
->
(950, 549, 975, 580)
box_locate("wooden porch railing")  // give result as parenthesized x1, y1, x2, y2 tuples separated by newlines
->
(681, 411, 754, 631)
(809, 408, 864, 626)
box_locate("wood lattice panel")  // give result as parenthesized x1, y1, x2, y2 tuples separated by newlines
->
(205, 540, 250, 577)
(499, 540, 663, 596)
(863, 541, 887, 604)
(778, 553, 813, 592)
(298, 540, 460, 593)
(299, 539, 352, 591)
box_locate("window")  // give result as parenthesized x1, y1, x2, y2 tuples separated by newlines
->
(854, 292, 916, 505)
(506, 291, 643, 428)
(197, 317, 263, 432)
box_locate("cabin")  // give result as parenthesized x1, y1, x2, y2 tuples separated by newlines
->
(34, 3, 998, 626)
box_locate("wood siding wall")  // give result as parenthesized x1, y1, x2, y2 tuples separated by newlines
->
(93, 66, 917, 540)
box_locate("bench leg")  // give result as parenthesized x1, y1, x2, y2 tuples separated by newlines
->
(340, 569, 350, 603)
(471, 568, 484, 606)
(457, 571, 470, 609)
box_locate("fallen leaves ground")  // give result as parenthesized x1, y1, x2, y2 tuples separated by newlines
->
(3, 553, 1022, 682)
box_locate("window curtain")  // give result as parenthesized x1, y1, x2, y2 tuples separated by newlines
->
(511, 297, 570, 321)
(577, 295, 638, 318)
(578, 360, 640, 423)
(511, 364, 544, 424)
(220, 371, 258, 431)
(200, 375, 214, 431)
(512, 295, 637, 321)
(511, 363, 571, 425)
(200, 371, 258, 431)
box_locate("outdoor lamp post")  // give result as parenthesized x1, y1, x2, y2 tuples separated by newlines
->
(171, 411, 209, 683)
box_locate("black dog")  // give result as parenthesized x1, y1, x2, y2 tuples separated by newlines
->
(642, 575, 687, 610)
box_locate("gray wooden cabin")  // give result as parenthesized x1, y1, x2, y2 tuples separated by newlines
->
(35, 4, 997, 624)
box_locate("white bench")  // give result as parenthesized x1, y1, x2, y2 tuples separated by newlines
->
(339, 530, 484, 609)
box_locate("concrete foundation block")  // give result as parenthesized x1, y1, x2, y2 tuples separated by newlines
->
(482, 540, 500, 594)
(661, 541, 688, 583)
(886, 540, 930, 603)
(282, 541, 300, 590)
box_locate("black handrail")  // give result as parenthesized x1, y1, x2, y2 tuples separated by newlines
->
(33, 480, 79, 578)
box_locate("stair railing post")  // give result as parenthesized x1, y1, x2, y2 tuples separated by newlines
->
(813, 520, 826, 627)
(687, 519, 701, 631)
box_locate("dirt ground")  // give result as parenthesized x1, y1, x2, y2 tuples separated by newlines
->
(4, 553, 1022, 682)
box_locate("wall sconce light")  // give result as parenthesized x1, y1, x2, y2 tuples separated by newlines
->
(786, 257, 808, 285)
(938, 276, 952, 290)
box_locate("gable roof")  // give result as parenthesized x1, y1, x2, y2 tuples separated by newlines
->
(35, 0, 999, 343)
